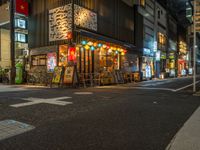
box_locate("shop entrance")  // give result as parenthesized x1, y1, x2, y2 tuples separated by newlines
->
(79, 48, 93, 74)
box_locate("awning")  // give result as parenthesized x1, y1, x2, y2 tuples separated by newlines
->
(75, 29, 136, 51)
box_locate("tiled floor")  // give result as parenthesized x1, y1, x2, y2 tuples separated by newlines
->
(0, 120, 35, 141)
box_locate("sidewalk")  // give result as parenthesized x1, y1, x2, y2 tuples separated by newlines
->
(0, 84, 48, 93)
(166, 106, 200, 150)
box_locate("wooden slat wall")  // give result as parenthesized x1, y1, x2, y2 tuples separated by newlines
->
(28, 0, 134, 49)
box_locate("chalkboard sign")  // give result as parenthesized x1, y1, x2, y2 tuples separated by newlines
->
(64, 66, 74, 84)
(63, 65, 78, 86)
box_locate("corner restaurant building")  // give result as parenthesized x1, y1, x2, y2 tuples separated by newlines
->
(29, 0, 139, 83)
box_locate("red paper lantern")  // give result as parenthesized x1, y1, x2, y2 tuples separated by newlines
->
(68, 47, 76, 61)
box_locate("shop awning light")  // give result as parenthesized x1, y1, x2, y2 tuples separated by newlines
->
(98, 43, 102, 47)
(81, 40, 87, 45)
(88, 41, 93, 46)
(90, 46, 95, 51)
(84, 45, 90, 50)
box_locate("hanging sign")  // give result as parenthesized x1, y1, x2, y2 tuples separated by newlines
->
(15, 0, 29, 16)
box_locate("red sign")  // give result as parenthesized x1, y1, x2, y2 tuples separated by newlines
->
(68, 47, 76, 61)
(15, 0, 29, 16)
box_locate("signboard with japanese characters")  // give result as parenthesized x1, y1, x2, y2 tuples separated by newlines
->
(74, 4, 97, 31)
(195, 1, 200, 32)
(49, 4, 72, 41)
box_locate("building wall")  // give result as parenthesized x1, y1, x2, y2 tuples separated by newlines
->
(137, 0, 155, 51)
(29, 0, 135, 49)
(0, 28, 10, 68)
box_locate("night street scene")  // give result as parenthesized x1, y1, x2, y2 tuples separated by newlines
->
(0, 0, 200, 150)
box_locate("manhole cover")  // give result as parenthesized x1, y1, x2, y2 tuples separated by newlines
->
(0, 120, 35, 141)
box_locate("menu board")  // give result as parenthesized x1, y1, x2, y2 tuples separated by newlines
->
(52, 66, 63, 84)
(63, 66, 74, 84)
(47, 52, 57, 72)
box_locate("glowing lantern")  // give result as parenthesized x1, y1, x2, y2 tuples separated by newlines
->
(98, 43, 102, 47)
(103, 44, 107, 49)
(121, 52, 125, 56)
(113, 47, 117, 50)
(87, 41, 93, 46)
(66, 32, 72, 39)
(94, 42, 98, 47)
(81, 40, 87, 45)
(90, 46, 95, 51)
(84, 45, 90, 50)
(68, 47, 76, 61)
(115, 51, 119, 54)
(108, 49, 112, 53)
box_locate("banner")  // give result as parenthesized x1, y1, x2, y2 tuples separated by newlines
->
(15, 0, 29, 16)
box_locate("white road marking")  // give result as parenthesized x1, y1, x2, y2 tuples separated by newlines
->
(10, 97, 72, 108)
(166, 106, 200, 150)
(174, 80, 200, 92)
(129, 87, 176, 92)
(74, 92, 93, 95)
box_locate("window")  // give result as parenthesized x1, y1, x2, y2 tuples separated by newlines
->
(158, 10, 160, 19)
(32, 55, 47, 66)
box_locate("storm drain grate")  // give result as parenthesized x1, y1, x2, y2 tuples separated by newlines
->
(0, 120, 35, 141)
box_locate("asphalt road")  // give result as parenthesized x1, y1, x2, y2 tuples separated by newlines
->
(0, 76, 200, 150)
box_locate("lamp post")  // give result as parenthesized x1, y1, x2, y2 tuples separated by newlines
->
(10, 0, 15, 84)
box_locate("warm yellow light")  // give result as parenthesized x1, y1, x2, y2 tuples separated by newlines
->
(87, 41, 93, 46)
(84, 45, 90, 50)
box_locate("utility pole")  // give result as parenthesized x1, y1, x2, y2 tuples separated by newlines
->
(193, 0, 197, 93)
(10, 0, 15, 84)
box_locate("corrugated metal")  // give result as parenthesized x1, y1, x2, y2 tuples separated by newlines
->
(29, 0, 134, 49)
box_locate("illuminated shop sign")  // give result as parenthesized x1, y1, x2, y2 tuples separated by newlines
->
(49, 4, 97, 42)
(179, 41, 187, 54)
(74, 4, 97, 31)
(169, 53, 175, 59)
(156, 51, 161, 61)
(161, 52, 166, 59)
(15, 32, 27, 43)
(49, 4, 72, 41)
(15, 18, 27, 29)
(143, 48, 150, 56)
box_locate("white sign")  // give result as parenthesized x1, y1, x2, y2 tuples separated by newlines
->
(15, 19, 26, 29)
(49, 4, 72, 41)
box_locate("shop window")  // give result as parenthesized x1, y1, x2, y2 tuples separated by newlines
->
(32, 55, 47, 66)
